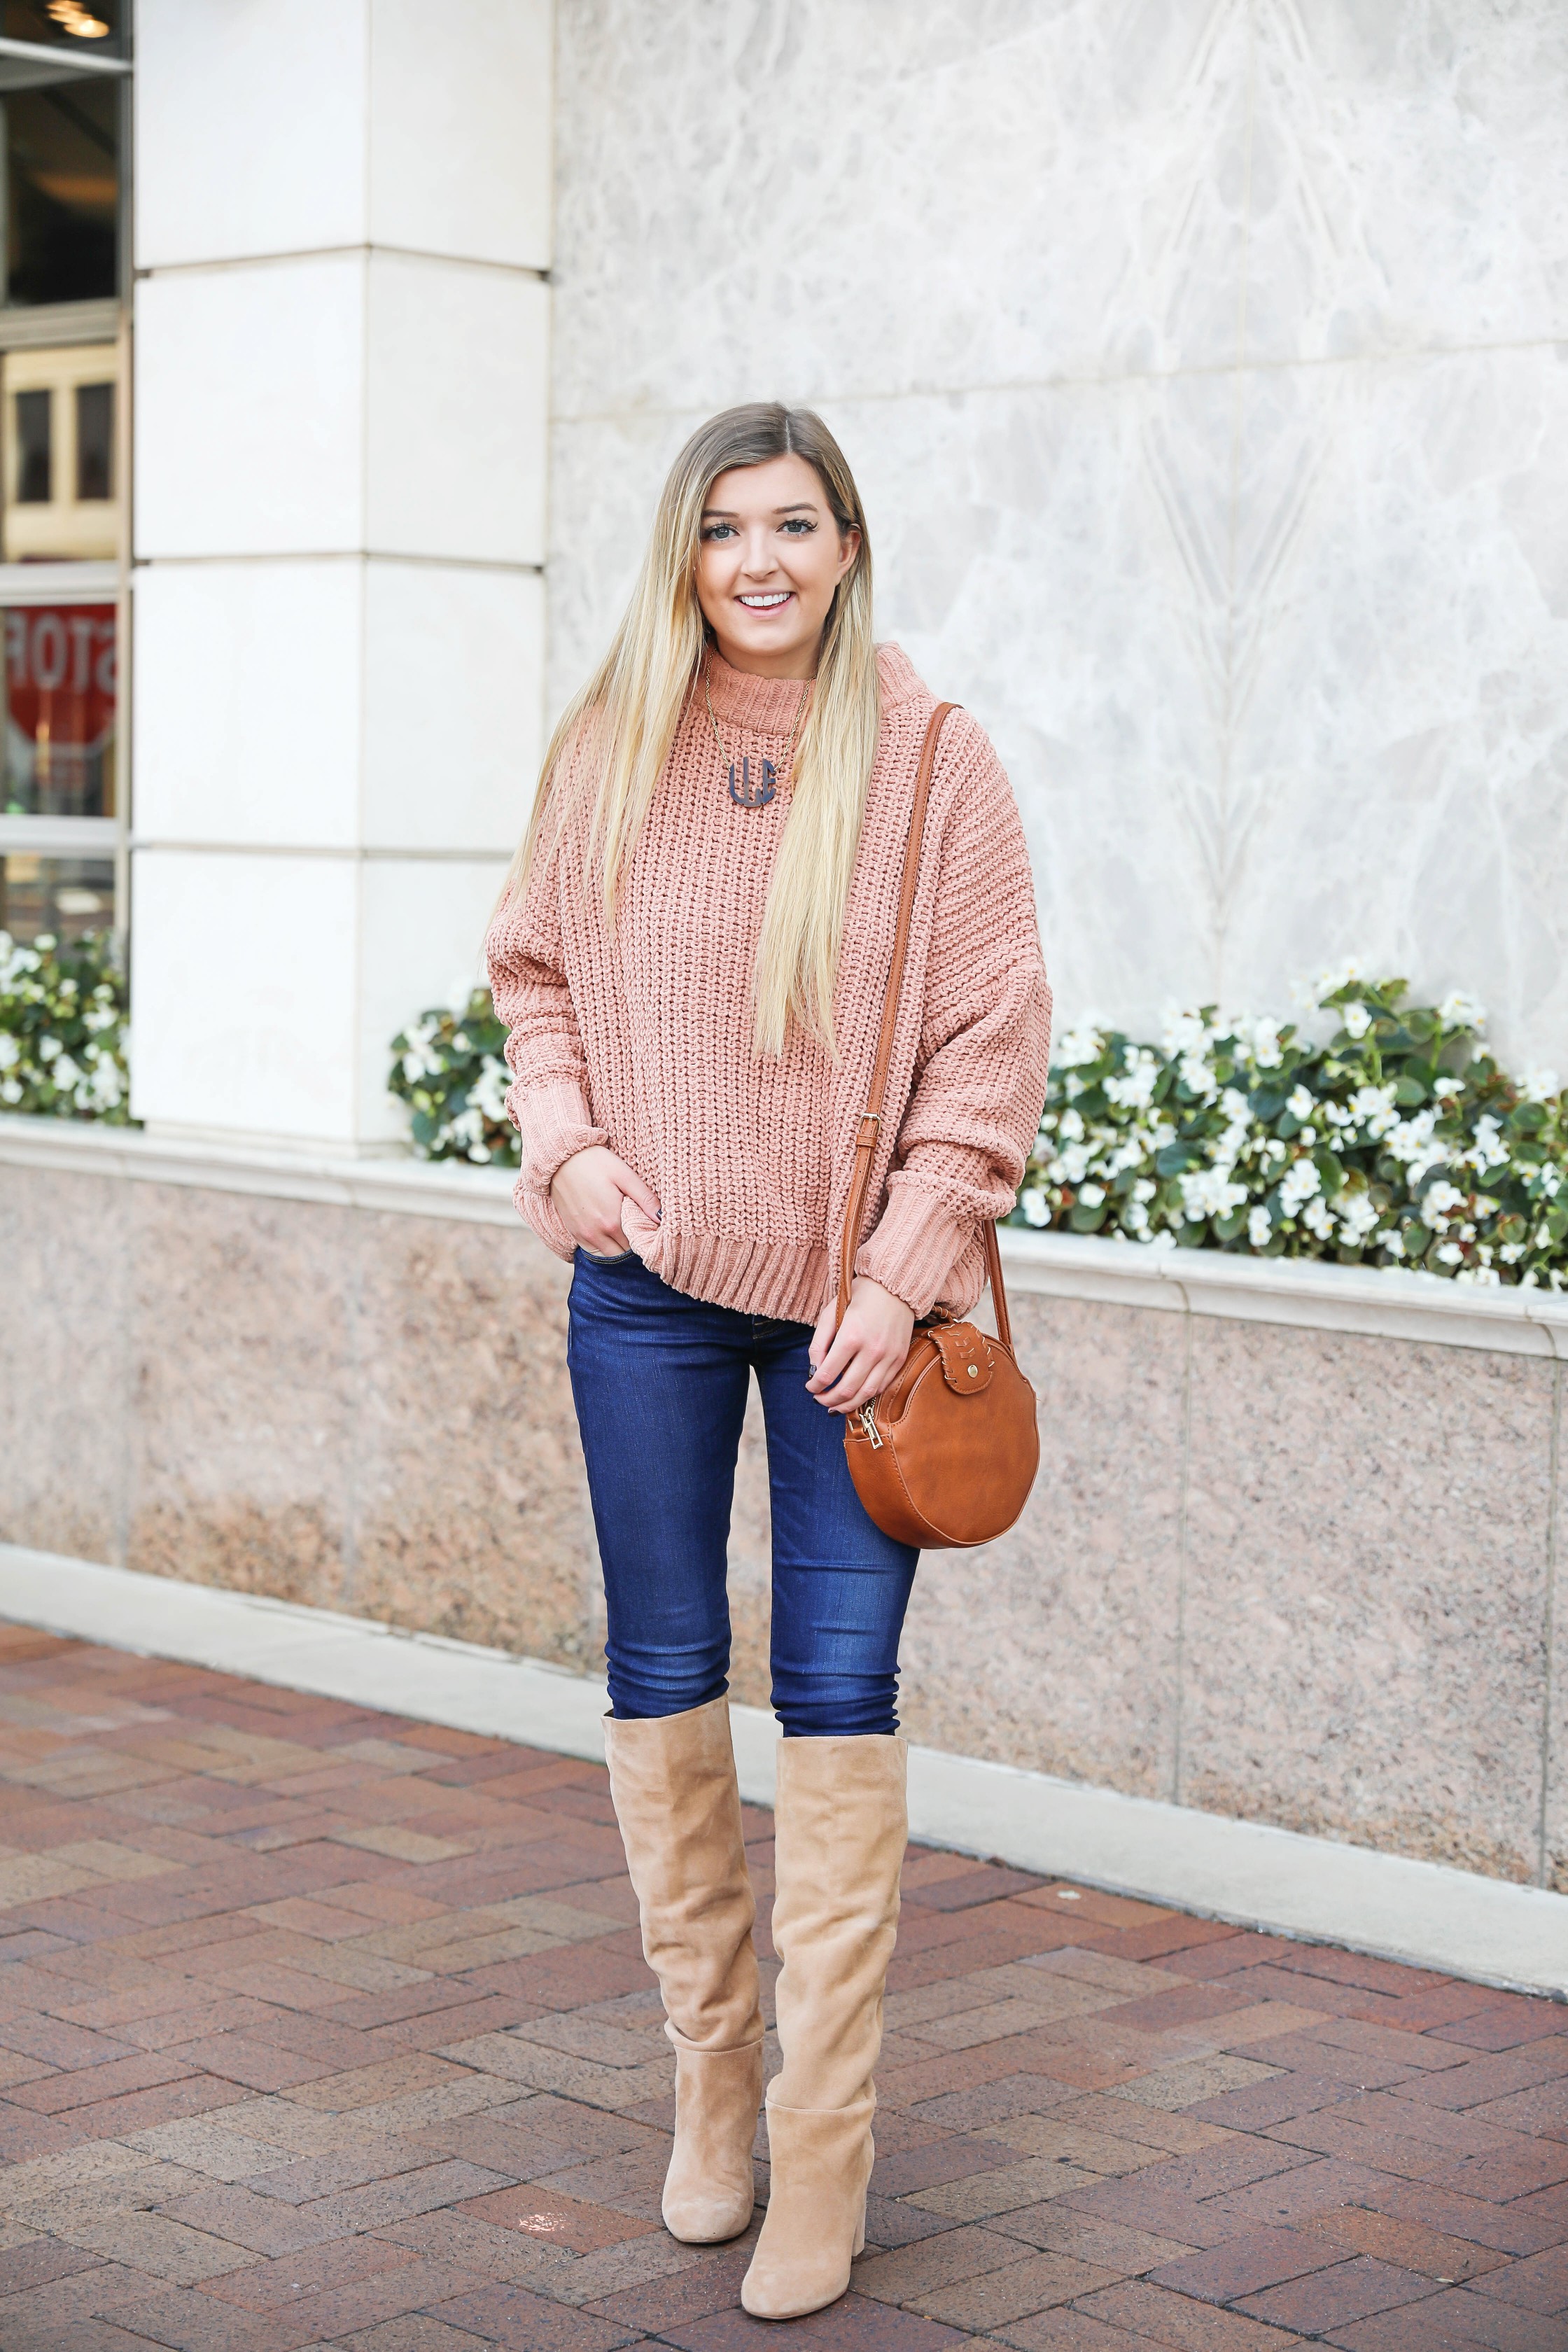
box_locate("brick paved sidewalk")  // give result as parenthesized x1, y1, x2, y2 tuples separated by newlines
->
(0, 1628, 1562, 2351)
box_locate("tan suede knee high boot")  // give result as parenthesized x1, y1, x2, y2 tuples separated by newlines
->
(603, 1699, 764, 2243)
(741, 1732, 907, 2320)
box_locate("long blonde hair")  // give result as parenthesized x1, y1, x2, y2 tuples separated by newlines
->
(507, 403, 879, 1056)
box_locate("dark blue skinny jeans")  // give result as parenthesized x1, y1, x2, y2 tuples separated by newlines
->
(566, 1248, 919, 1737)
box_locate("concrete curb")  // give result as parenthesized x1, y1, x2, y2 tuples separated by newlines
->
(1, 1546, 1563, 1998)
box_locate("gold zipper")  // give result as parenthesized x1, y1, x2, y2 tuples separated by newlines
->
(856, 1401, 883, 1450)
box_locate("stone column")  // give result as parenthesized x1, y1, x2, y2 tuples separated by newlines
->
(129, 1, 551, 1149)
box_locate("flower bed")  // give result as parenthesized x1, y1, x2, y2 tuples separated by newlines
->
(0, 930, 131, 1122)
(1020, 974, 1566, 1288)
(388, 969, 1568, 1289)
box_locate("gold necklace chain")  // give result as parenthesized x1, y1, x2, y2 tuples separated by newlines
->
(703, 663, 810, 808)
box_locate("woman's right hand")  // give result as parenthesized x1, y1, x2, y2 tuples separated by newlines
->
(550, 1145, 661, 1258)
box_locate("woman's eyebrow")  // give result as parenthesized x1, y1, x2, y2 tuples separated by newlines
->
(701, 500, 821, 519)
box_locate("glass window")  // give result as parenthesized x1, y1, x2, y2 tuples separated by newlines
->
(74, 375, 108, 496)
(1, 76, 121, 307)
(4, 343, 118, 557)
(1, 2, 124, 57)
(2, 601, 116, 816)
(13, 384, 49, 499)
(0, 848, 113, 943)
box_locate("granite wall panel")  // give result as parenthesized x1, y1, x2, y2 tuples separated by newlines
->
(0, 1165, 130, 1566)
(899, 1293, 1189, 1796)
(1181, 1315, 1558, 1881)
(125, 1183, 359, 1609)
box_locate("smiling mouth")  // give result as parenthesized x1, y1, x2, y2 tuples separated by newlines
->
(737, 592, 793, 610)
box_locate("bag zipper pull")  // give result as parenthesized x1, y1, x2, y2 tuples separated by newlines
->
(857, 1401, 883, 1450)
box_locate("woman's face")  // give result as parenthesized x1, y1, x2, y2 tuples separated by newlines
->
(695, 453, 860, 679)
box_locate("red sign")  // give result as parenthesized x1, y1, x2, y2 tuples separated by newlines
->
(4, 604, 116, 818)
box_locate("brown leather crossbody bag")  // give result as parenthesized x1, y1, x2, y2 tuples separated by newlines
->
(839, 703, 1041, 1550)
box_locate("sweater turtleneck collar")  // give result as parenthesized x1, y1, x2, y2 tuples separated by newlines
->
(699, 640, 926, 732)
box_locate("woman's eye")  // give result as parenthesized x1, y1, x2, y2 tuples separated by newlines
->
(701, 523, 736, 541)
(780, 518, 816, 535)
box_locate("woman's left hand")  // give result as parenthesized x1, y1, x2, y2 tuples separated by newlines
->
(807, 1278, 916, 1415)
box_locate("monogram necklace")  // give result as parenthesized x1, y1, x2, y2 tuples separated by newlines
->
(704, 664, 810, 809)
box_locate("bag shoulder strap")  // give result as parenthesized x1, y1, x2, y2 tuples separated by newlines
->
(836, 702, 1014, 1349)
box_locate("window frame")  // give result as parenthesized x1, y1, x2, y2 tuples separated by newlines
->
(0, 15, 129, 951)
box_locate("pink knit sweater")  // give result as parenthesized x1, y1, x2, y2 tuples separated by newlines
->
(485, 644, 1051, 1324)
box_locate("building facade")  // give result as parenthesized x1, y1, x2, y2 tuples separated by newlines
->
(1, 5, 1566, 1904)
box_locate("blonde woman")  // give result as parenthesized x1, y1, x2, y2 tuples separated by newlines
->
(486, 405, 1049, 2320)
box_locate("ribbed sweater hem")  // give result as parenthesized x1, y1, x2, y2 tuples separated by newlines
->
(630, 1224, 832, 1324)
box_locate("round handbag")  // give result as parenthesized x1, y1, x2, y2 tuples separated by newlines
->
(837, 704, 1041, 1550)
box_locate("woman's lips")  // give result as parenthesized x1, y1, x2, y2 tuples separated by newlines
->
(737, 592, 794, 611)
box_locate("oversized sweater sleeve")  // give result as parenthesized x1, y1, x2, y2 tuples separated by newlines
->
(856, 717, 1052, 1319)
(484, 828, 609, 1261)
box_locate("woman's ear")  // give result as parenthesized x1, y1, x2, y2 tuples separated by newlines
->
(836, 526, 862, 582)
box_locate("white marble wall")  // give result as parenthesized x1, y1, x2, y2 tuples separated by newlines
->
(548, 0, 1568, 1067)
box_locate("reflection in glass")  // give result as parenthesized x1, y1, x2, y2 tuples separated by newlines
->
(2, 601, 115, 815)
(13, 385, 50, 500)
(0, 849, 113, 942)
(2, 75, 120, 307)
(0, 1, 124, 55)
(4, 344, 117, 557)
(74, 377, 109, 496)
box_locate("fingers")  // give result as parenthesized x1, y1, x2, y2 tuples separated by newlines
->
(808, 1298, 836, 1372)
(806, 1322, 906, 1414)
(609, 1155, 662, 1223)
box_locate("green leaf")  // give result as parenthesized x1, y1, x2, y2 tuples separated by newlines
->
(1394, 1074, 1428, 1105)
(1069, 1201, 1108, 1233)
(1156, 1142, 1198, 1177)
(1314, 1150, 1347, 1199)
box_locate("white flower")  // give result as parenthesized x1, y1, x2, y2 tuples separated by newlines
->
(1302, 1197, 1336, 1240)
(1382, 1229, 1406, 1258)
(1422, 1180, 1466, 1227)
(1347, 1084, 1399, 1139)
(1455, 1265, 1500, 1286)
(1287, 1084, 1315, 1121)
(1280, 1158, 1322, 1214)
(1499, 1242, 1525, 1264)
(1338, 1193, 1380, 1247)
(1303, 957, 1363, 1008)
(1247, 1206, 1272, 1247)
(1019, 1188, 1049, 1227)
(0, 1037, 16, 1073)
(1541, 1167, 1562, 1198)
(0, 1077, 20, 1105)
(1220, 1087, 1250, 1123)
(1340, 1002, 1372, 1040)
(1464, 1115, 1508, 1175)
(1121, 1199, 1150, 1236)
(1161, 1008, 1214, 1060)
(1384, 1109, 1447, 1183)
(1051, 1142, 1093, 1185)
(1431, 1074, 1463, 1100)
(51, 1054, 80, 1087)
(1180, 1166, 1247, 1221)
(1105, 1049, 1161, 1110)
(1438, 990, 1486, 1030)
(1241, 1016, 1284, 1068)
(1056, 1107, 1084, 1143)
(38, 1035, 61, 1063)
(1054, 1021, 1104, 1068)
(1435, 1240, 1464, 1265)
(1520, 1068, 1561, 1103)
(1176, 1054, 1217, 1103)
(1078, 1182, 1106, 1208)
